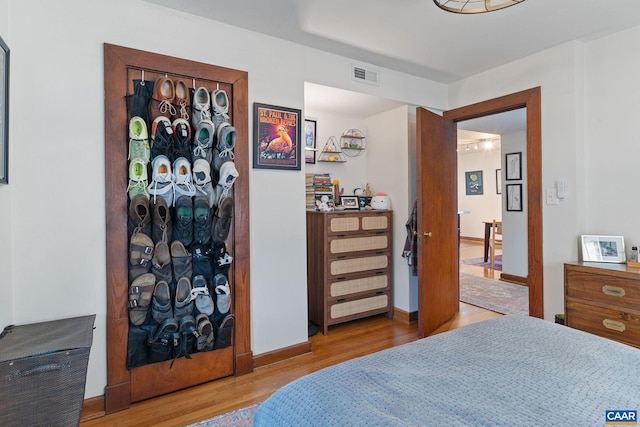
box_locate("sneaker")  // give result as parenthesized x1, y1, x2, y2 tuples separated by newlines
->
(212, 241, 233, 276)
(214, 161, 239, 206)
(147, 155, 174, 206)
(172, 157, 196, 200)
(211, 89, 230, 127)
(173, 79, 190, 122)
(128, 193, 151, 238)
(191, 86, 211, 129)
(149, 76, 176, 122)
(191, 242, 213, 281)
(193, 195, 212, 245)
(127, 158, 150, 200)
(171, 118, 192, 161)
(192, 119, 215, 163)
(173, 195, 193, 247)
(150, 116, 174, 160)
(212, 196, 233, 243)
(212, 122, 236, 171)
(191, 275, 214, 316)
(128, 116, 150, 163)
(213, 273, 231, 315)
(193, 158, 215, 208)
(151, 197, 173, 243)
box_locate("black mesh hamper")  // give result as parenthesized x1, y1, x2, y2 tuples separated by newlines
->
(0, 314, 95, 426)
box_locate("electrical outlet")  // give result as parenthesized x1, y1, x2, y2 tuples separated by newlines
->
(546, 188, 559, 205)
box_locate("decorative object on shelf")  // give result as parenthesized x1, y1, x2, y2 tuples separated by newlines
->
(317, 136, 346, 163)
(304, 119, 317, 164)
(371, 192, 391, 210)
(333, 179, 344, 205)
(341, 196, 359, 210)
(253, 103, 301, 170)
(433, 0, 525, 14)
(340, 129, 366, 157)
(580, 235, 626, 263)
(364, 183, 372, 197)
(316, 194, 334, 212)
(0, 35, 8, 184)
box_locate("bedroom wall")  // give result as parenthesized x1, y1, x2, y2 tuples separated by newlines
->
(4, 0, 447, 398)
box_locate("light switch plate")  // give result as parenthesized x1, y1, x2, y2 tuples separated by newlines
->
(546, 188, 559, 205)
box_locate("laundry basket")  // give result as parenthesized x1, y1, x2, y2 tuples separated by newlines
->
(0, 314, 95, 426)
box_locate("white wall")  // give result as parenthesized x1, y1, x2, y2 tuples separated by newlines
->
(3, 0, 448, 398)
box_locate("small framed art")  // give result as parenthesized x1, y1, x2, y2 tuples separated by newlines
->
(340, 196, 359, 210)
(505, 152, 521, 181)
(496, 169, 502, 194)
(581, 235, 626, 263)
(253, 103, 302, 170)
(304, 119, 317, 164)
(506, 184, 522, 211)
(465, 170, 483, 195)
(0, 36, 8, 184)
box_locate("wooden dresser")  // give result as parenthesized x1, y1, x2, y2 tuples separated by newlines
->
(307, 210, 394, 334)
(564, 262, 640, 348)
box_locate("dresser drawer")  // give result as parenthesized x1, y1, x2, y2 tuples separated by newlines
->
(328, 233, 390, 255)
(327, 212, 391, 235)
(329, 293, 389, 321)
(329, 253, 390, 277)
(566, 300, 640, 348)
(566, 269, 640, 310)
(329, 273, 389, 299)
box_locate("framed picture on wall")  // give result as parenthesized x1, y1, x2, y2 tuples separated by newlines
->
(253, 103, 302, 170)
(465, 170, 483, 195)
(0, 36, 8, 184)
(496, 169, 502, 194)
(505, 152, 522, 181)
(304, 119, 317, 164)
(506, 183, 523, 211)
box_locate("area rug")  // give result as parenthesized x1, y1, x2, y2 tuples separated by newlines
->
(187, 404, 259, 427)
(461, 255, 502, 271)
(459, 272, 527, 315)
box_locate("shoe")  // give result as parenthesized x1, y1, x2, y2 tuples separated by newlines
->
(173, 79, 190, 122)
(150, 116, 174, 160)
(174, 277, 194, 320)
(151, 197, 173, 243)
(211, 89, 230, 127)
(192, 119, 215, 163)
(191, 242, 213, 281)
(128, 116, 150, 163)
(212, 196, 233, 243)
(212, 241, 233, 275)
(214, 161, 239, 206)
(151, 280, 173, 324)
(173, 157, 196, 199)
(128, 194, 151, 237)
(193, 159, 215, 208)
(191, 86, 211, 129)
(214, 313, 234, 349)
(147, 155, 174, 206)
(148, 317, 179, 349)
(127, 158, 150, 200)
(128, 273, 156, 325)
(149, 76, 176, 122)
(173, 195, 193, 247)
(151, 240, 172, 284)
(125, 79, 154, 131)
(128, 232, 154, 282)
(212, 122, 236, 171)
(191, 275, 214, 315)
(213, 273, 231, 315)
(171, 118, 192, 161)
(196, 314, 215, 351)
(177, 314, 198, 358)
(171, 240, 192, 281)
(193, 195, 212, 245)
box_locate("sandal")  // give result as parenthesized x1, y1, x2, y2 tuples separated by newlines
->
(211, 196, 233, 243)
(152, 280, 173, 324)
(171, 240, 192, 281)
(174, 277, 194, 320)
(191, 275, 214, 315)
(175, 315, 199, 360)
(196, 314, 214, 352)
(129, 232, 154, 281)
(128, 273, 156, 325)
(151, 240, 172, 284)
(213, 273, 231, 315)
(148, 317, 179, 348)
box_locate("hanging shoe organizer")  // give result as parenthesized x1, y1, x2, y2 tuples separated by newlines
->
(340, 129, 366, 158)
(317, 136, 346, 163)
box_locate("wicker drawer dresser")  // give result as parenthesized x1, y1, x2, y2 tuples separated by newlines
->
(307, 210, 394, 334)
(564, 262, 640, 348)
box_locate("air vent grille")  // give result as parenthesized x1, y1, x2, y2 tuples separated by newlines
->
(351, 65, 379, 86)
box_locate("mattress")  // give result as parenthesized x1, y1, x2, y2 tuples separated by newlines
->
(253, 315, 640, 426)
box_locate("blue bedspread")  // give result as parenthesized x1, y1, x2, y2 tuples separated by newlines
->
(253, 315, 640, 426)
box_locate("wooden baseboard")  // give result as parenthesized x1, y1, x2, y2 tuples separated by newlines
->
(393, 307, 418, 324)
(460, 236, 484, 243)
(81, 396, 105, 422)
(500, 273, 527, 286)
(253, 340, 312, 369)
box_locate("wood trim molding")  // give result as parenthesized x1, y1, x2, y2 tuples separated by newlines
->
(253, 341, 312, 369)
(393, 307, 418, 324)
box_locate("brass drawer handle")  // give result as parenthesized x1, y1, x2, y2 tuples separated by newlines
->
(602, 285, 625, 297)
(602, 318, 626, 332)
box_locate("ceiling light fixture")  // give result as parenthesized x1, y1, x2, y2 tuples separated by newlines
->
(433, 0, 525, 14)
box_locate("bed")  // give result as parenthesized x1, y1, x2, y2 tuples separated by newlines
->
(253, 315, 640, 426)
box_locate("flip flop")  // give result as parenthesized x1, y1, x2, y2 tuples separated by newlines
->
(128, 273, 156, 325)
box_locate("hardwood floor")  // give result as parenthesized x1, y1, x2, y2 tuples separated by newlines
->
(81, 240, 501, 426)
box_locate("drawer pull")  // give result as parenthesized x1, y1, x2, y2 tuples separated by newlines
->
(602, 285, 625, 297)
(602, 319, 626, 332)
(376, 291, 384, 295)
(337, 298, 346, 303)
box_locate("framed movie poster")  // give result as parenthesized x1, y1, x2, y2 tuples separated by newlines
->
(465, 170, 483, 195)
(253, 103, 302, 170)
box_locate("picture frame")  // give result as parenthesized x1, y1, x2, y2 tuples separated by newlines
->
(581, 235, 626, 263)
(0, 36, 8, 184)
(304, 119, 317, 164)
(505, 152, 522, 181)
(340, 196, 359, 210)
(253, 103, 302, 170)
(465, 170, 483, 195)
(496, 169, 502, 194)
(506, 183, 523, 211)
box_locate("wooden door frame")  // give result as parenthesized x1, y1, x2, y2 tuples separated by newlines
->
(103, 43, 252, 413)
(444, 87, 543, 318)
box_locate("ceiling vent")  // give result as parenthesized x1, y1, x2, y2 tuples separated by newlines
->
(351, 65, 379, 86)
